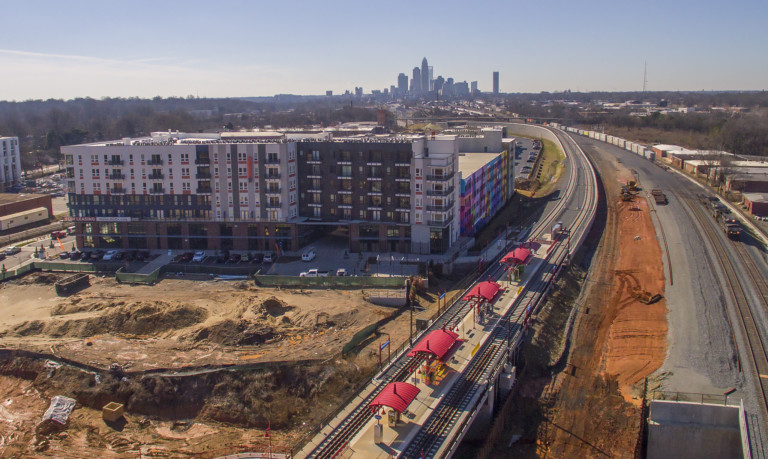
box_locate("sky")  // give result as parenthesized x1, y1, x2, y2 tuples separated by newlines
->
(1, 0, 767, 100)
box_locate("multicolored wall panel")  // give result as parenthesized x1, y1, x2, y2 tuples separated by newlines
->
(459, 149, 514, 236)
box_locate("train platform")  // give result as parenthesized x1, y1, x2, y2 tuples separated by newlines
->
(309, 242, 552, 458)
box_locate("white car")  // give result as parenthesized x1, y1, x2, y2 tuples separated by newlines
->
(301, 247, 316, 262)
(192, 251, 206, 262)
(102, 250, 119, 261)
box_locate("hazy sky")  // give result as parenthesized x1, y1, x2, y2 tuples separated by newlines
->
(2, 0, 767, 100)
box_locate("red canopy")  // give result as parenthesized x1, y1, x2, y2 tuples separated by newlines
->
(500, 248, 532, 265)
(408, 329, 460, 360)
(369, 382, 420, 414)
(462, 281, 502, 302)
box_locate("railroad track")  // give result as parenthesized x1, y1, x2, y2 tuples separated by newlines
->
(679, 193, 768, 424)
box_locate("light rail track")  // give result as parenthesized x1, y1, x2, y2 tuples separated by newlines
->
(400, 128, 598, 458)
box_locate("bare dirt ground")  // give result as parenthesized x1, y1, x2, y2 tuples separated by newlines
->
(0, 276, 406, 457)
(540, 154, 668, 457)
(0, 277, 390, 370)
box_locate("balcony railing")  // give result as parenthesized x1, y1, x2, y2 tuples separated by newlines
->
(428, 215, 453, 226)
(264, 157, 281, 164)
(265, 174, 281, 180)
(110, 188, 126, 194)
(196, 172, 211, 179)
(108, 173, 125, 180)
(148, 173, 164, 180)
(265, 188, 282, 194)
(427, 203, 452, 212)
(196, 187, 212, 194)
(108, 159, 124, 166)
(195, 158, 210, 165)
(147, 158, 163, 165)
(149, 188, 165, 194)
(426, 171, 455, 181)
(265, 202, 281, 209)
(426, 186, 455, 197)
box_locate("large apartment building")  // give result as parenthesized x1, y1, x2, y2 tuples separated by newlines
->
(62, 130, 512, 255)
(0, 136, 22, 192)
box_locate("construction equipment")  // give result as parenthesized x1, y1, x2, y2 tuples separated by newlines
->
(620, 185, 634, 202)
(631, 286, 662, 304)
(627, 179, 640, 192)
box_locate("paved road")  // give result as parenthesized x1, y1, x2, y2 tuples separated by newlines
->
(575, 136, 768, 457)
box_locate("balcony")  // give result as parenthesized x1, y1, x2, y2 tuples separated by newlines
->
(265, 157, 281, 164)
(428, 215, 453, 226)
(265, 174, 281, 180)
(337, 160, 351, 166)
(148, 173, 164, 180)
(426, 186, 455, 197)
(196, 187, 212, 194)
(108, 173, 125, 180)
(427, 203, 452, 212)
(195, 158, 210, 165)
(110, 188, 126, 194)
(108, 159, 124, 166)
(426, 171, 455, 182)
(147, 158, 163, 166)
(265, 202, 282, 209)
(265, 188, 282, 194)
(196, 172, 211, 179)
(149, 188, 165, 194)
(366, 176, 382, 181)
(395, 162, 410, 167)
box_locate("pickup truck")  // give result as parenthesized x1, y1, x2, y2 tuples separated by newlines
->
(299, 268, 330, 277)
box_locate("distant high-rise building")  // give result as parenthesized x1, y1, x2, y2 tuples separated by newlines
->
(428, 66, 434, 91)
(454, 81, 470, 96)
(355, 87, 363, 96)
(434, 75, 445, 93)
(471, 81, 478, 94)
(492, 71, 499, 94)
(412, 67, 422, 93)
(326, 90, 333, 97)
(421, 57, 429, 93)
(444, 77, 454, 97)
(397, 73, 408, 93)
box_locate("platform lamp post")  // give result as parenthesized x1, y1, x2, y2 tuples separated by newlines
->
(406, 278, 413, 345)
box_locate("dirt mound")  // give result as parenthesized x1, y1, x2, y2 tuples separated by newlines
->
(51, 297, 125, 316)
(292, 310, 358, 329)
(188, 319, 281, 346)
(16, 273, 63, 285)
(257, 297, 294, 317)
(7, 302, 208, 338)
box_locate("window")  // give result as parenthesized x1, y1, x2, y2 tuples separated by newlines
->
(181, 153, 189, 163)
(313, 207, 321, 217)
(415, 168, 422, 177)
(415, 212, 422, 223)
(182, 168, 190, 177)
(238, 152, 247, 161)
(239, 181, 248, 191)
(226, 152, 231, 161)
(415, 183, 422, 192)
(238, 167, 247, 177)
(371, 210, 381, 221)
(182, 182, 190, 192)
(415, 197, 422, 207)
(227, 182, 232, 191)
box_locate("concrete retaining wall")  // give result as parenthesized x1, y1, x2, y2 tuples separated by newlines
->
(647, 400, 743, 459)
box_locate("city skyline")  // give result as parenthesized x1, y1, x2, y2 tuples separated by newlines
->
(1, 0, 767, 101)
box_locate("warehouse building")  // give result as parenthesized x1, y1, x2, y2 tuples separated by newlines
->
(0, 193, 53, 233)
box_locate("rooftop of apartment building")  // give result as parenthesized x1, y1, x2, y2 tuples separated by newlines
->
(458, 151, 505, 178)
(69, 131, 447, 148)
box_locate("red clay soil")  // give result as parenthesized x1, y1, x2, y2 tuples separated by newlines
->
(542, 162, 668, 458)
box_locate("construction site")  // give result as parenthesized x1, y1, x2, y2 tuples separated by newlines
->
(0, 274, 448, 457)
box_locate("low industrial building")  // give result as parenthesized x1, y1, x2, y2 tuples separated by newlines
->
(62, 130, 515, 255)
(742, 192, 768, 217)
(725, 173, 768, 193)
(0, 193, 54, 233)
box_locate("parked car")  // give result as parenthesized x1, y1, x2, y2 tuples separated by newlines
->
(336, 268, 347, 276)
(114, 251, 125, 261)
(192, 251, 206, 262)
(102, 250, 119, 261)
(241, 253, 250, 263)
(4, 246, 21, 256)
(263, 252, 275, 263)
(90, 250, 105, 261)
(300, 268, 330, 277)
(228, 253, 242, 263)
(0, 253, 6, 261)
(80, 251, 91, 261)
(301, 247, 316, 262)
(251, 253, 264, 263)
(70, 250, 82, 260)
(50, 230, 67, 239)
(59, 251, 70, 259)
(180, 252, 194, 263)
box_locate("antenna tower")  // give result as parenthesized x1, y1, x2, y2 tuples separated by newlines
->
(642, 61, 647, 93)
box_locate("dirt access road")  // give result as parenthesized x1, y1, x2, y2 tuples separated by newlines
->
(541, 149, 668, 457)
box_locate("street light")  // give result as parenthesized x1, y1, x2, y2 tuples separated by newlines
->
(406, 278, 413, 345)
